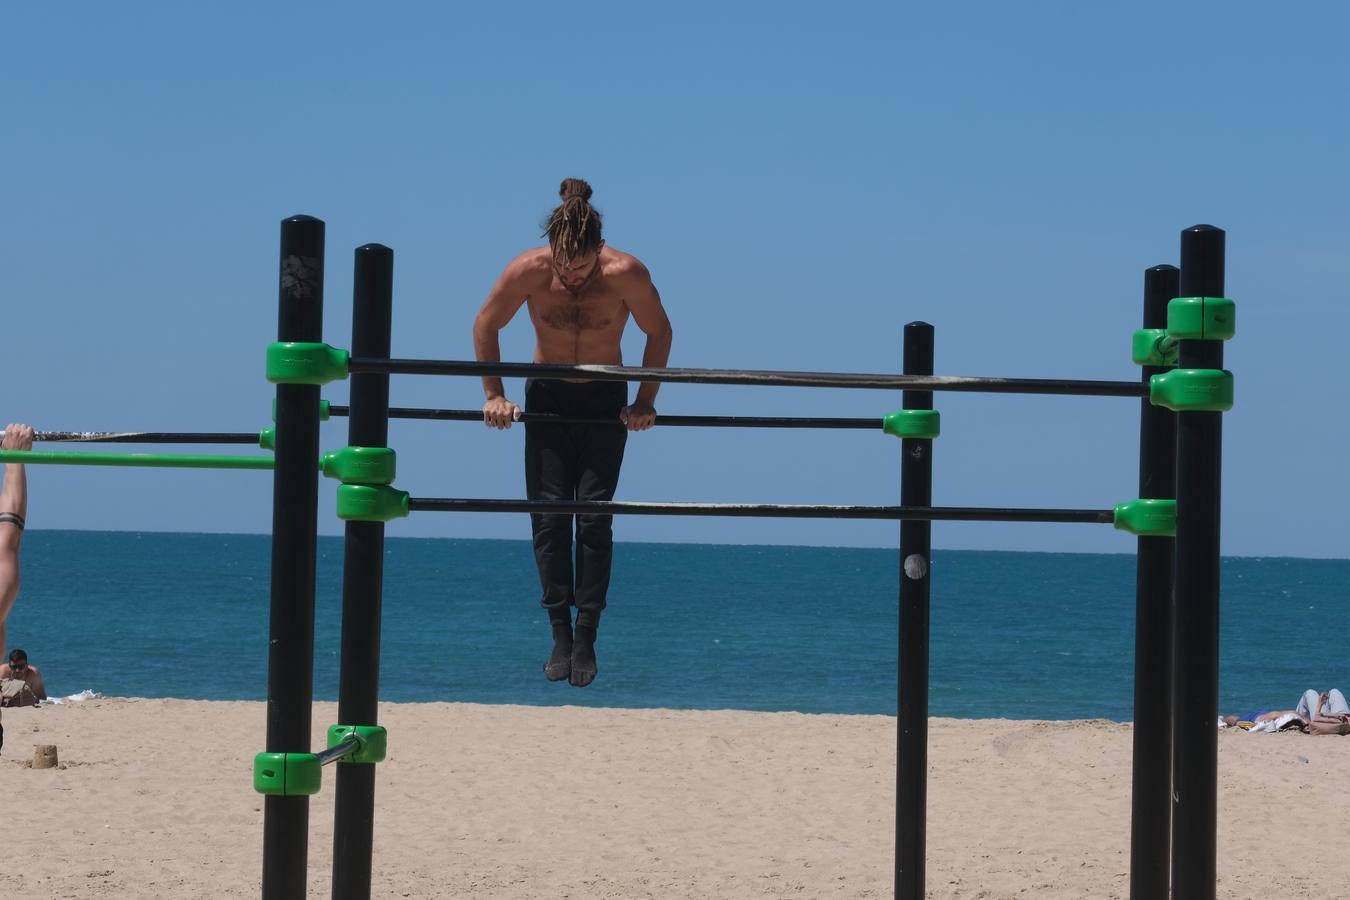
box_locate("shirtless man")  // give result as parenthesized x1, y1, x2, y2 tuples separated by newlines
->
(472, 178, 673, 687)
(1, 423, 34, 662)
(0, 649, 46, 706)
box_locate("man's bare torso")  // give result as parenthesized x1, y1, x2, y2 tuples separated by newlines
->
(0, 663, 44, 702)
(516, 246, 638, 367)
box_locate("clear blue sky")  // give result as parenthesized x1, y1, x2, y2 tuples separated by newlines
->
(4, 3, 1346, 558)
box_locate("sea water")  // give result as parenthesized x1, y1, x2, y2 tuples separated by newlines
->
(8, 530, 1348, 720)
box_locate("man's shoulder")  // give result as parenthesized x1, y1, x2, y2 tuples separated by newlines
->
(602, 247, 652, 281)
(505, 247, 554, 274)
(492, 248, 553, 290)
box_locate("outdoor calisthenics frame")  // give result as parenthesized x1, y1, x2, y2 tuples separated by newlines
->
(0, 216, 1230, 900)
(253, 215, 1231, 900)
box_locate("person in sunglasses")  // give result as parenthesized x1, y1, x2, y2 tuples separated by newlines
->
(1, 649, 45, 707)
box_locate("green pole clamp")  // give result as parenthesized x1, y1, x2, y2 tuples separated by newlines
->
(327, 725, 388, 764)
(1167, 297, 1236, 341)
(1113, 499, 1177, 537)
(260, 396, 332, 449)
(321, 447, 397, 485)
(1131, 329, 1179, 367)
(253, 751, 322, 796)
(266, 342, 350, 385)
(882, 409, 940, 440)
(271, 398, 331, 422)
(337, 484, 410, 522)
(1149, 369, 1234, 412)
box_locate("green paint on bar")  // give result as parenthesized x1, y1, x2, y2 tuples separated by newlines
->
(0, 450, 275, 470)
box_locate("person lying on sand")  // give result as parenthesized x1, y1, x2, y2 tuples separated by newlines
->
(1221, 709, 1298, 730)
(1222, 690, 1350, 735)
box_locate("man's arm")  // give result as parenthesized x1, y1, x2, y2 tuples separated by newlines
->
(1, 423, 33, 548)
(1, 425, 34, 636)
(621, 263, 673, 431)
(472, 259, 531, 429)
(0, 554, 16, 629)
(28, 665, 46, 701)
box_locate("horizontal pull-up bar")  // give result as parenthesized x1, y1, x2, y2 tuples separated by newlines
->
(346, 357, 1148, 398)
(330, 406, 882, 430)
(26, 410, 891, 445)
(404, 497, 1115, 523)
(35, 431, 261, 444)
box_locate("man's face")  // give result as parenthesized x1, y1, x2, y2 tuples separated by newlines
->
(552, 245, 603, 292)
(9, 657, 26, 674)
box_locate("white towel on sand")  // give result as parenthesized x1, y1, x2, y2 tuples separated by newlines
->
(1247, 712, 1305, 733)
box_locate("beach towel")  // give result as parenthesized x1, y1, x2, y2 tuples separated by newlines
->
(1247, 713, 1305, 734)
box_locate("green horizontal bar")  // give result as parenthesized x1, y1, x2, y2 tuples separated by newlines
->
(0, 450, 276, 471)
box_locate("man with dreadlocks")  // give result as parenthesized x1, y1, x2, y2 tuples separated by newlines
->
(472, 178, 673, 687)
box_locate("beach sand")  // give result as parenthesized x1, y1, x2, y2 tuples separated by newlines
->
(1, 699, 1343, 899)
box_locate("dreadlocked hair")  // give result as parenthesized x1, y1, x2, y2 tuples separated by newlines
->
(543, 178, 603, 265)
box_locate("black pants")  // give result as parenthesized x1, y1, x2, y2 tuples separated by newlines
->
(524, 378, 628, 613)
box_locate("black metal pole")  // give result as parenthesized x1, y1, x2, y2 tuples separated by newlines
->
(347, 356, 1148, 398)
(1130, 265, 1178, 900)
(1170, 225, 1225, 900)
(263, 214, 326, 899)
(332, 245, 393, 900)
(896, 322, 934, 900)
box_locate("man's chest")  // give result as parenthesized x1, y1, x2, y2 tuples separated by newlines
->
(528, 289, 627, 333)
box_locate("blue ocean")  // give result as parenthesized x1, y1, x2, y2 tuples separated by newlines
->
(9, 530, 1348, 721)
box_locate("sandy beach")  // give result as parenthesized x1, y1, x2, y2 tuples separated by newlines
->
(1, 699, 1344, 898)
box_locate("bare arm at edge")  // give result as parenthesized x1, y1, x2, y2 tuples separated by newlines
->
(1, 423, 33, 549)
(1, 425, 33, 621)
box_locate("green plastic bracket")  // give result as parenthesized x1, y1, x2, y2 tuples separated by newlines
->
(271, 398, 331, 422)
(266, 342, 350, 386)
(253, 752, 322, 796)
(882, 409, 940, 440)
(1149, 369, 1234, 412)
(327, 725, 388, 764)
(337, 484, 410, 522)
(1113, 499, 1177, 537)
(1167, 297, 1236, 341)
(321, 447, 397, 485)
(1131, 329, 1179, 367)
(259, 427, 275, 451)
